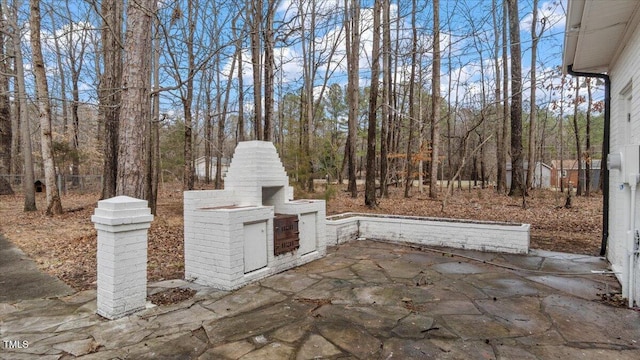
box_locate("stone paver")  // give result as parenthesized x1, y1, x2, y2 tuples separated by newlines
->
(1, 240, 639, 359)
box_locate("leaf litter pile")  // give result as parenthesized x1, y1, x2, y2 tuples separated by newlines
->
(0, 186, 602, 292)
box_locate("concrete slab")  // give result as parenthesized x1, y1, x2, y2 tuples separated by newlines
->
(0, 235, 72, 302)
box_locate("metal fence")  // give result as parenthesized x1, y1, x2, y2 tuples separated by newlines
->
(0, 174, 103, 194)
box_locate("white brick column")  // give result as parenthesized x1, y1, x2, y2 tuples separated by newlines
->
(91, 196, 153, 319)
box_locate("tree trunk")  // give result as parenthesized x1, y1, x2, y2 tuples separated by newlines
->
(0, 3, 13, 195)
(148, 15, 161, 214)
(500, 0, 510, 193)
(430, 0, 441, 199)
(48, 6, 69, 138)
(250, 0, 263, 140)
(572, 77, 583, 196)
(365, 0, 381, 208)
(236, 23, 245, 143)
(299, 0, 314, 192)
(379, 0, 391, 198)
(182, 0, 196, 191)
(69, 27, 86, 188)
(117, 0, 154, 198)
(559, 75, 565, 192)
(404, 0, 418, 198)
(585, 78, 592, 196)
(492, 0, 504, 194)
(30, 0, 63, 215)
(507, 0, 524, 198)
(218, 32, 238, 188)
(204, 69, 213, 185)
(345, 0, 359, 197)
(526, 0, 541, 190)
(9, 2, 35, 210)
(263, 0, 276, 141)
(100, 0, 122, 200)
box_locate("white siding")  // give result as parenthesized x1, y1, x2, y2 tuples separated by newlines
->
(607, 20, 640, 305)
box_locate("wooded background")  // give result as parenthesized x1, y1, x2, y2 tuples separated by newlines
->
(0, 0, 604, 214)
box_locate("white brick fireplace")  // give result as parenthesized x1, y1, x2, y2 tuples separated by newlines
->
(183, 141, 326, 290)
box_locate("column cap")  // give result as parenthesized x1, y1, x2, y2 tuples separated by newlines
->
(92, 196, 154, 226)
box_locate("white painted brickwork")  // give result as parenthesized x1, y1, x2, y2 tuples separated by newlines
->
(92, 196, 153, 320)
(184, 141, 326, 291)
(184, 206, 274, 290)
(326, 213, 529, 254)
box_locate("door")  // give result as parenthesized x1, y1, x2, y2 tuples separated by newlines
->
(298, 212, 317, 255)
(244, 221, 268, 273)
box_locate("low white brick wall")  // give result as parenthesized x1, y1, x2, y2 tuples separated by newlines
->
(324, 215, 360, 245)
(326, 213, 530, 254)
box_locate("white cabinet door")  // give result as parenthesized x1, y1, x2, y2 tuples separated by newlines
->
(298, 212, 316, 255)
(244, 221, 267, 273)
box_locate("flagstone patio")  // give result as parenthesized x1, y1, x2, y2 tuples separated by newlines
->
(1, 240, 639, 359)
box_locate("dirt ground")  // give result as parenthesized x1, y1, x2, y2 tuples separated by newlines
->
(0, 184, 603, 291)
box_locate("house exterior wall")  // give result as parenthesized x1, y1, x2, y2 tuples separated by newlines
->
(506, 162, 551, 189)
(195, 157, 229, 180)
(607, 21, 640, 306)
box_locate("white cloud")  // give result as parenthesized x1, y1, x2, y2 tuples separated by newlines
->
(521, 0, 566, 33)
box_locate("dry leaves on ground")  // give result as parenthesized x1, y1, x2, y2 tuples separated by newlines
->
(0, 185, 603, 291)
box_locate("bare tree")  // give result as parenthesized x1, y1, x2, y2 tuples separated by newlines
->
(30, 0, 63, 215)
(585, 77, 592, 196)
(218, 43, 238, 188)
(404, 0, 418, 198)
(181, 1, 196, 190)
(500, 0, 510, 194)
(559, 74, 565, 192)
(202, 67, 213, 184)
(66, 11, 90, 187)
(99, 0, 122, 199)
(0, 3, 12, 195)
(572, 77, 583, 196)
(345, 0, 359, 197)
(48, 4, 91, 188)
(507, 0, 524, 198)
(148, 13, 161, 214)
(47, 5, 69, 136)
(7, 0, 35, 210)
(116, 0, 155, 198)
(263, 0, 276, 141)
(365, 0, 381, 208)
(250, 0, 263, 139)
(430, 0, 441, 199)
(235, 19, 245, 143)
(492, 0, 505, 194)
(379, 0, 391, 198)
(526, 0, 546, 190)
(299, 0, 315, 191)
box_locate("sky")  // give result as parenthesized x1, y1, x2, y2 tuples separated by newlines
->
(31, 0, 587, 119)
(222, 0, 576, 116)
